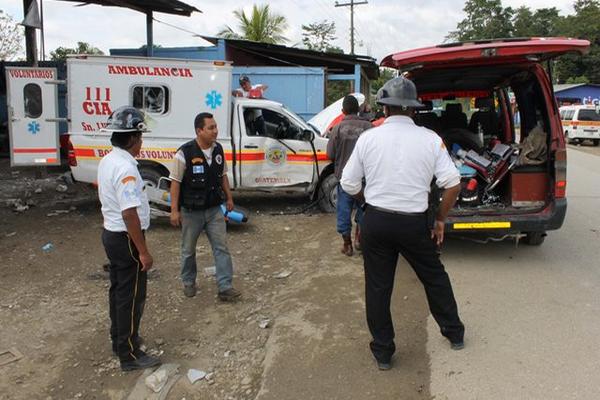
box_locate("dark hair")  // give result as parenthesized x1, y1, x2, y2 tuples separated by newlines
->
(385, 104, 414, 117)
(194, 112, 214, 130)
(110, 132, 141, 149)
(342, 95, 360, 114)
(239, 75, 250, 85)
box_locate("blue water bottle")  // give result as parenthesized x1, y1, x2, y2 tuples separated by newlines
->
(220, 204, 248, 223)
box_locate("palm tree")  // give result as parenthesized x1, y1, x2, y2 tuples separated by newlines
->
(218, 4, 288, 44)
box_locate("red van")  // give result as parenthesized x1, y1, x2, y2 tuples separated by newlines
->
(381, 38, 590, 245)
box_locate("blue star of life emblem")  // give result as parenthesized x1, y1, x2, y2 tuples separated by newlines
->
(28, 121, 41, 134)
(205, 90, 222, 109)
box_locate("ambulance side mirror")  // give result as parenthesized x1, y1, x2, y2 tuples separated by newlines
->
(301, 129, 315, 142)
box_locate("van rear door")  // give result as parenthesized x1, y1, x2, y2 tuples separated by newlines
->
(381, 38, 590, 70)
(5, 67, 60, 166)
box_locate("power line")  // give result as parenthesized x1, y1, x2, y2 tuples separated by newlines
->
(153, 16, 205, 38)
(334, 0, 368, 54)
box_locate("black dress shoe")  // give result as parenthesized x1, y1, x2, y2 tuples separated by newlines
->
(376, 360, 392, 371)
(120, 354, 161, 371)
(450, 340, 465, 350)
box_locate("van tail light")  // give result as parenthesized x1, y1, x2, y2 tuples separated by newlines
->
(554, 148, 567, 198)
(66, 135, 77, 167)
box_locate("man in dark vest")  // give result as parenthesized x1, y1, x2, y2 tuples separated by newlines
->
(169, 112, 241, 301)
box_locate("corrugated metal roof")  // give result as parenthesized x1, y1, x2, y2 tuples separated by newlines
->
(554, 83, 600, 93)
(57, 0, 200, 16)
(202, 36, 379, 80)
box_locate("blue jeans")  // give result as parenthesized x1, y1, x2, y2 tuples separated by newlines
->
(336, 184, 363, 236)
(180, 206, 233, 292)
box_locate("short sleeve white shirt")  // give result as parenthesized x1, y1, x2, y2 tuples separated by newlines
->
(340, 115, 460, 213)
(98, 147, 150, 232)
(168, 142, 228, 183)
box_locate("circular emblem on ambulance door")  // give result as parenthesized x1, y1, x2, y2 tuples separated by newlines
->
(265, 146, 286, 166)
(215, 154, 223, 165)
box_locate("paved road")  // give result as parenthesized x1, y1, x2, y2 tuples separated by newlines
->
(429, 147, 600, 399)
(256, 147, 600, 400)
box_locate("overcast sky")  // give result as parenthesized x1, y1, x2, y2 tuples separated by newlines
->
(1, 0, 577, 63)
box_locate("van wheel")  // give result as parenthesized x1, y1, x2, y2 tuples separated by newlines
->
(593, 139, 600, 147)
(318, 174, 338, 213)
(523, 231, 546, 246)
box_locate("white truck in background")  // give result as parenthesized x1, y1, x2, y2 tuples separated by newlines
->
(5, 55, 339, 213)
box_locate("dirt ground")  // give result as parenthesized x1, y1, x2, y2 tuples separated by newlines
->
(0, 164, 433, 400)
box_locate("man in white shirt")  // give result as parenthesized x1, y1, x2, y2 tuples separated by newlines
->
(234, 75, 268, 136)
(341, 77, 465, 371)
(98, 106, 161, 371)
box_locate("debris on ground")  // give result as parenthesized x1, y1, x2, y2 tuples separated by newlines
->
(187, 368, 207, 384)
(274, 270, 293, 279)
(41, 243, 54, 252)
(0, 348, 23, 366)
(145, 368, 169, 393)
(258, 319, 271, 329)
(128, 363, 180, 400)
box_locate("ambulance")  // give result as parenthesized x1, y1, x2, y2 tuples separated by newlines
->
(559, 104, 600, 146)
(5, 55, 339, 214)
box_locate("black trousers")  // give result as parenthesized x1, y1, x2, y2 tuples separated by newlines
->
(102, 229, 147, 362)
(361, 207, 464, 363)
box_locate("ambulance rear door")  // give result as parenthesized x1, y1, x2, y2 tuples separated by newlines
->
(5, 67, 60, 166)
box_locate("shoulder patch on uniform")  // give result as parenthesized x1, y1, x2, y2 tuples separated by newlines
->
(121, 176, 136, 184)
(191, 157, 205, 164)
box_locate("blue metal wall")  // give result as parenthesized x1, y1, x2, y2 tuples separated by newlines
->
(232, 67, 324, 120)
(555, 85, 600, 104)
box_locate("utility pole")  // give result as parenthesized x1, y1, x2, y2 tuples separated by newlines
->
(23, 0, 39, 66)
(335, 0, 368, 54)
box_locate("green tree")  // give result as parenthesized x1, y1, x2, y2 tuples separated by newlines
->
(302, 20, 336, 52)
(217, 4, 288, 44)
(326, 81, 351, 106)
(325, 46, 344, 54)
(565, 75, 590, 84)
(371, 68, 395, 94)
(0, 10, 23, 61)
(555, 0, 600, 83)
(512, 7, 563, 37)
(50, 42, 104, 61)
(447, 0, 514, 41)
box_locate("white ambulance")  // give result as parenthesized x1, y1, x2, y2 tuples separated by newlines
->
(559, 104, 600, 146)
(5, 55, 338, 213)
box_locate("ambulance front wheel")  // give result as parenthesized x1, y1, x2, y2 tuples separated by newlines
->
(318, 174, 338, 213)
(139, 166, 164, 189)
(593, 139, 599, 147)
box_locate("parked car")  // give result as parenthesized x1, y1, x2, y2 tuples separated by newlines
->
(559, 104, 600, 146)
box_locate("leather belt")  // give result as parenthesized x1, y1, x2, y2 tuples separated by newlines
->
(366, 204, 426, 216)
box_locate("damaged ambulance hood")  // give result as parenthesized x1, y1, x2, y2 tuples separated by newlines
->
(381, 38, 590, 71)
(308, 92, 366, 136)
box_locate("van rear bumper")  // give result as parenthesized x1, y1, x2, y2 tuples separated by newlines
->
(445, 199, 567, 234)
